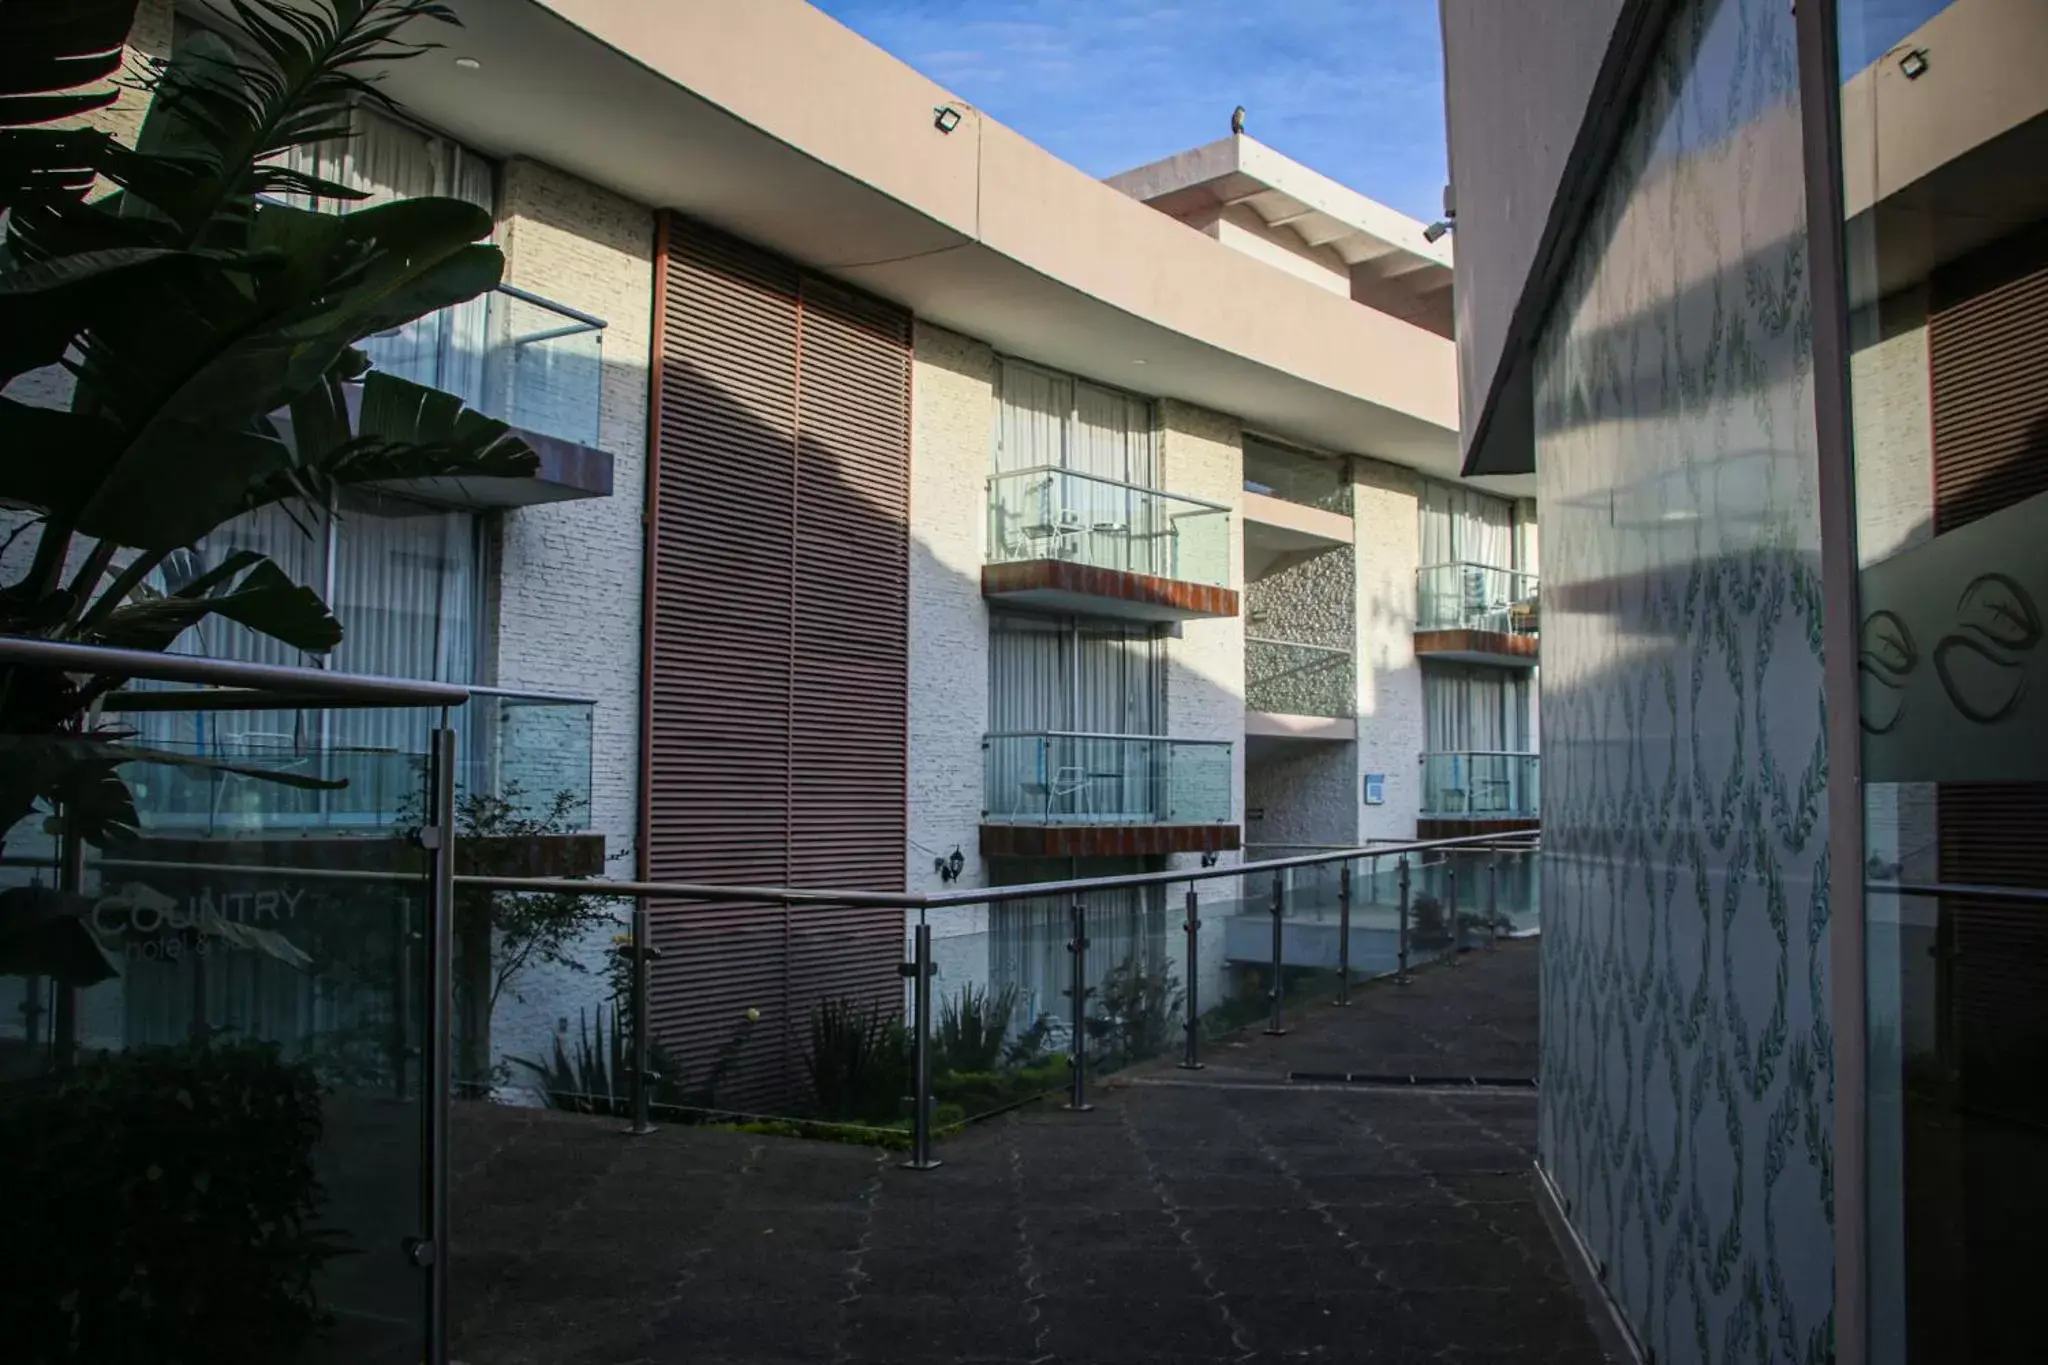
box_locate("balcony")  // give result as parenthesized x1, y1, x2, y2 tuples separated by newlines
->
(1414, 561, 1539, 666)
(357, 284, 615, 508)
(984, 467, 1238, 621)
(127, 690, 597, 837)
(1242, 445, 1352, 582)
(980, 730, 1238, 857)
(1245, 637, 1356, 739)
(1419, 750, 1540, 822)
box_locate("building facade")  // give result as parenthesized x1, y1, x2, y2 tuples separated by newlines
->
(13, 0, 1541, 1103)
(1440, 0, 2045, 1361)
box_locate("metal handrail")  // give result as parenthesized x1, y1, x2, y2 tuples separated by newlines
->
(494, 281, 607, 333)
(983, 728, 1231, 745)
(1869, 881, 2048, 906)
(1417, 558, 1538, 582)
(1244, 636, 1351, 654)
(1420, 748, 1540, 759)
(0, 636, 469, 706)
(987, 462, 1234, 514)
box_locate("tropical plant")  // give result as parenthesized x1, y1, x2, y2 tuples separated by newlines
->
(0, 0, 538, 988)
(933, 979, 1017, 1076)
(0, 1038, 345, 1363)
(805, 995, 908, 1123)
(1085, 955, 1182, 1070)
(416, 779, 622, 1090)
(511, 1003, 755, 1119)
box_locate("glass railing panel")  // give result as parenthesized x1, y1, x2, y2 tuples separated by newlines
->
(1245, 638, 1354, 717)
(462, 691, 595, 829)
(363, 284, 606, 449)
(1243, 443, 1352, 515)
(1416, 561, 1539, 634)
(986, 467, 1232, 589)
(2, 714, 435, 1364)
(121, 692, 596, 836)
(1420, 751, 1540, 818)
(982, 733, 1233, 825)
(480, 285, 605, 448)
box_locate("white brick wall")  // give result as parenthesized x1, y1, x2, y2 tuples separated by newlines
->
(1350, 458, 1425, 842)
(907, 323, 996, 937)
(484, 159, 655, 1065)
(1159, 400, 1246, 897)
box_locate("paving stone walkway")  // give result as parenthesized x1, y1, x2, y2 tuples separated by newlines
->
(449, 940, 1610, 1365)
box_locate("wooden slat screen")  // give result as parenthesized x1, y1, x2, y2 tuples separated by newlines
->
(1929, 224, 2048, 1126)
(644, 217, 910, 1108)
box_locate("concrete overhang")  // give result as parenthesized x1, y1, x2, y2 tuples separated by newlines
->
(1107, 135, 1456, 337)
(374, 0, 1472, 480)
(1244, 713, 1358, 742)
(1243, 493, 1353, 582)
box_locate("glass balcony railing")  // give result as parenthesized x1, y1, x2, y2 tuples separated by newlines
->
(986, 466, 1231, 589)
(1420, 750, 1540, 818)
(1416, 561, 1539, 635)
(361, 284, 607, 449)
(1243, 444, 1352, 515)
(983, 731, 1233, 825)
(1245, 637, 1354, 718)
(125, 690, 596, 835)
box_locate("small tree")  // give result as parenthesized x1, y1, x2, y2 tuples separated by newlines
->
(442, 782, 623, 1091)
(0, 0, 539, 992)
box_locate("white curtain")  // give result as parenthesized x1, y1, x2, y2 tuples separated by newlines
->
(988, 857, 1167, 1043)
(994, 360, 1068, 475)
(1423, 664, 1530, 753)
(1419, 481, 1516, 568)
(987, 614, 1165, 821)
(279, 106, 494, 406)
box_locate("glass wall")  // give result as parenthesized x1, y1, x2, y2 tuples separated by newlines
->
(1, 705, 441, 1364)
(1530, 0, 1836, 1359)
(1832, 1, 2046, 1358)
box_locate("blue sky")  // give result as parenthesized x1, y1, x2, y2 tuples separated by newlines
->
(809, 0, 1450, 223)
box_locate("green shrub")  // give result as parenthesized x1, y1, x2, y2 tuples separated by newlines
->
(933, 1059, 1068, 1112)
(933, 981, 1017, 1074)
(0, 1041, 344, 1364)
(805, 996, 908, 1123)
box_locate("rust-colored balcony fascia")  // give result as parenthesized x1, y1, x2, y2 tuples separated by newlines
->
(1416, 816, 1539, 840)
(982, 559, 1239, 622)
(1412, 627, 1539, 666)
(979, 823, 1242, 859)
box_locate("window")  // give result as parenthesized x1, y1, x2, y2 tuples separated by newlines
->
(995, 359, 1156, 486)
(1419, 480, 1517, 570)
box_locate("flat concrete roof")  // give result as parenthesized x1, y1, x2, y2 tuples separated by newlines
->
(370, 0, 1527, 492)
(1107, 134, 1455, 334)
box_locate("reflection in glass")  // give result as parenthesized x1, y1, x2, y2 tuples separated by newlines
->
(1836, 0, 2047, 1356)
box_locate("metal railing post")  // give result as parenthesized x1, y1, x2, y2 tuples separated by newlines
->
(1335, 860, 1354, 1007)
(1397, 856, 1412, 984)
(1179, 884, 1204, 1070)
(1448, 858, 1461, 959)
(1065, 899, 1093, 1112)
(1265, 869, 1288, 1036)
(421, 723, 457, 1365)
(1488, 850, 1501, 948)
(902, 918, 941, 1169)
(624, 893, 658, 1136)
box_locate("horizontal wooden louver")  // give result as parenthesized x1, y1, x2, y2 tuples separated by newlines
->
(1929, 225, 2048, 1128)
(1930, 227, 2048, 534)
(644, 216, 910, 1107)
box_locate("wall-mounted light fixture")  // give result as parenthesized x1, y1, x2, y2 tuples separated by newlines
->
(1898, 48, 1929, 79)
(934, 846, 966, 883)
(1424, 219, 1454, 243)
(1200, 850, 1220, 868)
(933, 105, 963, 134)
